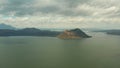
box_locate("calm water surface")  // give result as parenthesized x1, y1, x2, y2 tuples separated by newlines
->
(0, 32, 120, 68)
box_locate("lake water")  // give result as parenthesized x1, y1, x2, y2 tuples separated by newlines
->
(0, 32, 120, 68)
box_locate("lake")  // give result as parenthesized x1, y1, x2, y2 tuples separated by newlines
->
(0, 32, 120, 68)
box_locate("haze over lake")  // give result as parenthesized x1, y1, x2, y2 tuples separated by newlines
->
(0, 0, 120, 68)
(0, 32, 120, 68)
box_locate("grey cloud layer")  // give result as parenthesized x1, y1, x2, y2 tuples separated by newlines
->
(0, 0, 35, 16)
(0, 0, 95, 16)
(0, 0, 120, 29)
(0, 0, 120, 17)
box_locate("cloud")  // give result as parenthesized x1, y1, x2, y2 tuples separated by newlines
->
(0, 0, 120, 17)
(0, 0, 120, 29)
(0, 0, 32, 16)
(0, 0, 91, 16)
(56, 0, 90, 7)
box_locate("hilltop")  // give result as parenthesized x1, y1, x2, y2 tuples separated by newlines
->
(57, 28, 91, 39)
(0, 23, 16, 29)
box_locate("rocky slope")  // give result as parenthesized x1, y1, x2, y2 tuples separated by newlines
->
(57, 28, 91, 39)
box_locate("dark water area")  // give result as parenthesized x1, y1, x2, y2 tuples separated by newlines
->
(0, 32, 120, 68)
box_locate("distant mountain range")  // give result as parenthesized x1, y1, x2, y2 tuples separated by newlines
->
(0, 23, 16, 29)
(0, 24, 91, 38)
(93, 29, 120, 36)
(0, 28, 60, 37)
(0, 28, 91, 39)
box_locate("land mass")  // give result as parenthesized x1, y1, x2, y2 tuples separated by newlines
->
(0, 24, 16, 30)
(0, 28, 91, 39)
(93, 30, 120, 35)
(57, 28, 91, 39)
(0, 28, 60, 37)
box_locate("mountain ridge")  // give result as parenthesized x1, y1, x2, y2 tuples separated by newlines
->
(57, 28, 91, 39)
(0, 28, 91, 39)
(0, 23, 16, 29)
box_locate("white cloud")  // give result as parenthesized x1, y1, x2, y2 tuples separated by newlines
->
(0, 14, 120, 29)
(0, 0, 120, 29)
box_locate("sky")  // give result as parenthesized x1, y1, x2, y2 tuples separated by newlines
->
(0, 0, 120, 29)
